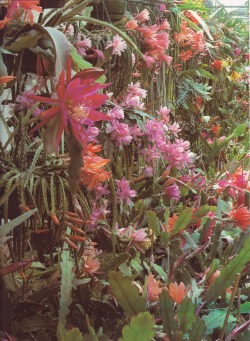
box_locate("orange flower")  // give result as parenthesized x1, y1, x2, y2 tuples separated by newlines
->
(167, 282, 189, 304)
(179, 49, 193, 62)
(229, 206, 250, 231)
(211, 125, 220, 136)
(146, 274, 162, 302)
(81, 145, 110, 190)
(184, 10, 199, 25)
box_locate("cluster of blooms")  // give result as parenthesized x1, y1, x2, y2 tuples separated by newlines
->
(81, 144, 110, 190)
(174, 21, 207, 62)
(115, 223, 150, 252)
(126, 9, 172, 67)
(0, 0, 42, 29)
(143, 106, 195, 170)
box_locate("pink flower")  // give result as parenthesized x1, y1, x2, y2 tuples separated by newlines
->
(81, 247, 101, 276)
(107, 106, 124, 119)
(135, 9, 150, 23)
(116, 224, 149, 244)
(116, 178, 136, 205)
(130, 124, 143, 140)
(164, 184, 181, 201)
(106, 119, 133, 145)
(156, 106, 171, 123)
(26, 60, 110, 150)
(164, 139, 195, 169)
(86, 125, 99, 143)
(126, 19, 139, 30)
(94, 183, 110, 200)
(127, 81, 147, 98)
(106, 35, 127, 56)
(167, 122, 181, 137)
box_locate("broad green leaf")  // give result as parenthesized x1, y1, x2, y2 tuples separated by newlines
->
(159, 290, 178, 341)
(71, 45, 93, 71)
(119, 312, 155, 341)
(240, 302, 250, 314)
(177, 297, 197, 332)
(202, 310, 236, 335)
(189, 319, 206, 341)
(58, 250, 75, 326)
(196, 69, 218, 81)
(0, 208, 37, 238)
(171, 208, 193, 236)
(205, 238, 250, 303)
(146, 210, 160, 236)
(109, 271, 146, 317)
(99, 253, 131, 273)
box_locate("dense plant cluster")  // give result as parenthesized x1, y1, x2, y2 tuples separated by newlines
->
(0, 0, 249, 340)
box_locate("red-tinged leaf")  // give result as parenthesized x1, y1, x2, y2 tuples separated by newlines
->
(64, 237, 78, 250)
(71, 68, 105, 82)
(65, 217, 86, 224)
(0, 261, 32, 276)
(68, 224, 85, 234)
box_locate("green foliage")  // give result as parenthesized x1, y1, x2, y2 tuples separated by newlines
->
(189, 319, 206, 341)
(202, 310, 236, 335)
(177, 297, 197, 333)
(57, 323, 84, 341)
(109, 271, 146, 317)
(146, 210, 160, 236)
(0, 208, 37, 239)
(205, 238, 250, 303)
(118, 312, 155, 341)
(159, 290, 178, 341)
(58, 250, 75, 327)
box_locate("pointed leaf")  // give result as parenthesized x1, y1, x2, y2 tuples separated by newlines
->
(119, 312, 155, 341)
(177, 297, 197, 332)
(0, 208, 37, 238)
(188, 10, 213, 40)
(0, 261, 32, 276)
(159, 290, 178, 341)
(205, 238, 250, 303)
(109, 271, 146, 317)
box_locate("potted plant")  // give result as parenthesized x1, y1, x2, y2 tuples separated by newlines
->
(91, 0, 127, 22)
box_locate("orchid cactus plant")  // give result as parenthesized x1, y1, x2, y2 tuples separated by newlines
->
(0, 0, 249, 340)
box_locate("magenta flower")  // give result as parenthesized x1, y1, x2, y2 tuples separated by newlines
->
(106, 119, 133, 146)
(116, 178, 136, 206)
(27, 61, 110, 152)
(164, 184, 181, 201)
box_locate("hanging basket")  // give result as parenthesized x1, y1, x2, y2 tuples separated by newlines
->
(91, 0, 127, 22)
(40, 0, 68, 9)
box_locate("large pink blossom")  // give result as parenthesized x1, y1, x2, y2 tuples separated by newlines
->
(106, 35, 127, 56)
(116, 178, 136, 206)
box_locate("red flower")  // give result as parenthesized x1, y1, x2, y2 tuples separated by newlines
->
(229, 206, 250, 231)
(27, 59, 110, 151)
(211, 59, 222, 71)
(179, 49, 193, 62)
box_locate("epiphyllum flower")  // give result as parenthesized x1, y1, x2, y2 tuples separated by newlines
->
(27, 64, 110, 151)
(229, 206, 250, 231)
(146, 274, 162, 302)
(0, 1, 43, 28)
(167, 282, 189, 304)
(81, 145, 110, 190)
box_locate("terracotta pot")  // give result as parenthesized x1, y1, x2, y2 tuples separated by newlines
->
(92, 0, 127, 22)
(40, 0, 68, 9)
